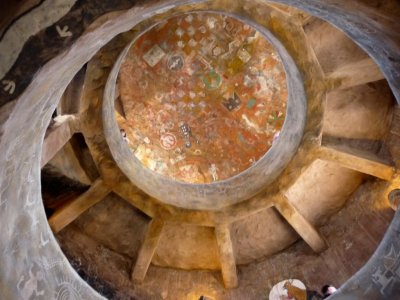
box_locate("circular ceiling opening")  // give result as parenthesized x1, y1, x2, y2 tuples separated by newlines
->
(104, 11, 306, 209)
(117, 12, 288, 184)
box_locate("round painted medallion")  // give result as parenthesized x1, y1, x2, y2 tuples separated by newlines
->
(117, 12, 288, 184)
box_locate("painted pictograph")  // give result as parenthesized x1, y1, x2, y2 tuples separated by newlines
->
(117, 12, 288, 183)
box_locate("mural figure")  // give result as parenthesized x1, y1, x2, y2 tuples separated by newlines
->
(17, 264, 45, 299)
(117, 12, 287, 183)
(371, 245, 400, 296)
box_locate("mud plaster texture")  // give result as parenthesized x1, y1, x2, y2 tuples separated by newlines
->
(0, 0, 400, 300)
(57, 180, 394, 299)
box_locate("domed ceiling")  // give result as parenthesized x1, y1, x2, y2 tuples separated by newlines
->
(118, 12, 287, 183)
(1, 1, 400, 300)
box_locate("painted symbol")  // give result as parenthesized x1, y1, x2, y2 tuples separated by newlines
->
(268, 111, 285, 126)
(176, 28, 184, 37)
(180, 122, 193, 148)
(143, 45, 166, 67)
(209, 164, 218, 181)
(167, 54, 184, 71)
(40, 232, 49, 248)
(371, 245, 400, 295)
(56, 282, 81, 300)
(185, 15, 194, 23)
(160, 133, 177, 150)
(180, 123, 191, 137)
(177, 40, 185, 48)
(198, 56, 213, 70)
(56, 25, 72, 38)
(237, 48, 251, 63)
(139, 79, 148, 89)
(224, 19, 240, 36)
(188, 39, 197, 47)
(222, 92, 242, 111)
(228, 40, 241, 53)
(247, 98, 256, 109)
(2, 80, 15, 94)
(187, 26, 195, 36)
(243, 75, 255, 87)
(207, 17, 217, 29)
(203, 70, 222, 90)
(212, 46, 224, 57)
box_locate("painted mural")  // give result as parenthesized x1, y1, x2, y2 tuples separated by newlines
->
(117, 12, 288, 184)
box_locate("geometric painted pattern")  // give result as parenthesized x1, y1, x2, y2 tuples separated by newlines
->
(118, 12, 287, 183)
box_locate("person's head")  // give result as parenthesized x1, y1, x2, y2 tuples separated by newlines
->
(322, 285, 337, 297)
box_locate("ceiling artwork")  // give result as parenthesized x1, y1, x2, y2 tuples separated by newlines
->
(117, 12, 288, 184)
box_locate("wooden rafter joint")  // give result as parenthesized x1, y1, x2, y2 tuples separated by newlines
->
(131, 219, 164, 283)
(41, 114, 81, 167)
(274, 195, 327, 253)
(48, 178, 111, 233)
(318, 143, 395, 181)
(215, 223, 238, 289)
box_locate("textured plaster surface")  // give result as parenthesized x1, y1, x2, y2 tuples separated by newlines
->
(118, 12, 288, 183)
(103, 7, 307, 210)
(322, 81, 394, 140)
(0, 0, 400, 299)
(57, 180, 395, 299)
(78, 0, 325, 269)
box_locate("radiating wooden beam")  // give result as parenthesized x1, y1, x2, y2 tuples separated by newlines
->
(68, 134, 100, 182)
(318, 144, 395, 181)
(326, 57, 384, 89)
(41, 114, 79, 167)
(275, 196, 327, 253)
(215, 224, 238, 289)
(131, 219, 164, 283)
(48, 178, 111, 233)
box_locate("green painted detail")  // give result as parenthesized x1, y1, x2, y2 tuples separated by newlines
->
(238, 133, 245, 143)
(203, 70, 222, 90)
(247, 98, 256, 109)
(268, 111, 285, 126)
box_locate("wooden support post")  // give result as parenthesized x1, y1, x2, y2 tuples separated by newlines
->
(275, 196, 327, 253)
(41, 114, 79, 167)
(48, 178, 110, 233)
(215, 224, 238, 289)
(131, 219, 164, 283)
(318, 144, 395, 181)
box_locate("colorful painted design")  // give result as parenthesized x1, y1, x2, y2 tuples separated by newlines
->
(118, 12, 288, 184)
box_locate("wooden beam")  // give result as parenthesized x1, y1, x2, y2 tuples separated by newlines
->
(131, 219, 164, 283)
(275, 196, 327, 253)
(215, 224, 238, 289)
(326, 57, 384, 90)
(68, 134, 100, 182)
(41, 114, 79, 167)
(48, 178, 111, 233)
(318, 144, 395, 181)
